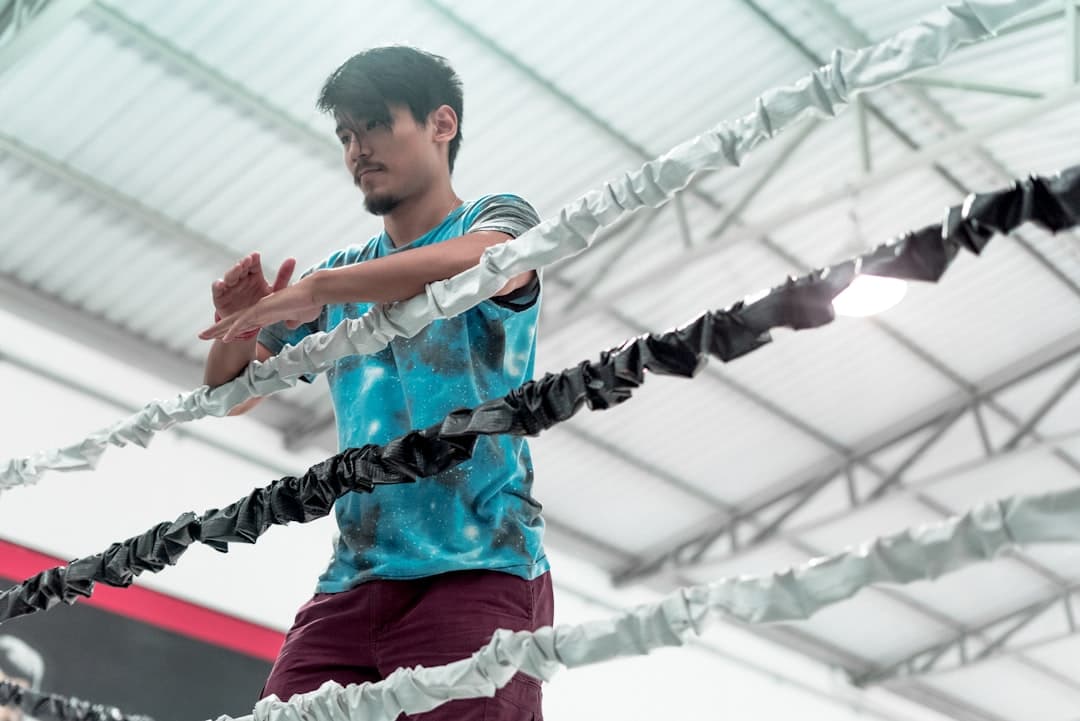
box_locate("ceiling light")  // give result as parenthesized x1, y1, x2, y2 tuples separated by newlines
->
(832, 275, 908, 317)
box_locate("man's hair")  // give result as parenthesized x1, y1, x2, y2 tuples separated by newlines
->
(318, 46, 464, 172)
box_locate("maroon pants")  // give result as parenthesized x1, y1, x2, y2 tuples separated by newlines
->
(261, 570, 554, 720)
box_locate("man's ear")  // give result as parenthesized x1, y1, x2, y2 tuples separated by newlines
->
(430, 105, 458, 143)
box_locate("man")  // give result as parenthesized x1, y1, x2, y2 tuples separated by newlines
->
(200, 47, 551, 720)
(0, 635, 44, 721)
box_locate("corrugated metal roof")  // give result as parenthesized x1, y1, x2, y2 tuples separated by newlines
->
(3, 1, 1080, 718)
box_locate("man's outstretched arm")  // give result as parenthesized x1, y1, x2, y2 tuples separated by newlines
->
(200, 231, 534, 342)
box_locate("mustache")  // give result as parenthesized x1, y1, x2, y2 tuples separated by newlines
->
(353, 165, 384, 183)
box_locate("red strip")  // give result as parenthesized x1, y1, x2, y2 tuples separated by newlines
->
(0, 539, 283, 662)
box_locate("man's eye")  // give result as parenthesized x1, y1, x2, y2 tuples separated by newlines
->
(339, 135, 350, 145)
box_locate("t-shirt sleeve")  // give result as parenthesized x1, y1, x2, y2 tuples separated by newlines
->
(466, 194, 542, 311)
(257, 316, 321, 356)
(257, 315, 324, 385)
(467, 194, 541, 239)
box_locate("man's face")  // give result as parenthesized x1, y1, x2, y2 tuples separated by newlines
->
(0, 670, 29, 721)
(337, 104, 443, 216)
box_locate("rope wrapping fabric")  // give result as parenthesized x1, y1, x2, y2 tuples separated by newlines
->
(0, 431, 472, 624)
(237, 485, 1080, 721)
(0, 680, 152, 721)
(0, 165, 1076, 627)
(0, 0, 1047, 490)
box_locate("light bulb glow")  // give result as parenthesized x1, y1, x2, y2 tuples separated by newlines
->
(832, 275, 908, 317)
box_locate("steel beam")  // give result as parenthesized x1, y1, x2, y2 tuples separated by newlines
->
(613, 330, 1080, 581)
(998, 5, 1066, 37)
(1068, 0, 1080, 84)
(707, 119, 820, 241)
(746, 522, 1080, 706)
(562, 284, 857, 459)
(0, 133, 238, 265)
(854, 95, 872, 174)
(999, 359, 1080, 451)
(587, 84, 1080, 306)
(547, 213, 638, 278)
(798, 0, 1080, 305)
(853, 588, 1080, 686)
(0, 343, 302, 478)
(0, 271, 314, 440)
(653, 3, 1080, 691)
(673, 195, 694, 248)
(563, 522, 1021, 721)
(420, 0, 726, 211)
(591, 0, 1080, 311)
(607, 0, 1080, 588)
(0, 0, 89, 74)
(555, 578, 942, 721)
(562, 209, 664, 314)
(82, 1, 339, 162)
(903, 75, 1045, 99)
(746, 624, 1015, 721)
(416, 0, 1025, 512)
(0, 138, 319, 439)
(862, 406, 967, 503)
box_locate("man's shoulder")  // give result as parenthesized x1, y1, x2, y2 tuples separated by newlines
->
(464, 193, 534, 214)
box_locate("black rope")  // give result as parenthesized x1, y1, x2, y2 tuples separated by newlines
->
(0, 680, 152, 721)
(0, 166, 1076, 627)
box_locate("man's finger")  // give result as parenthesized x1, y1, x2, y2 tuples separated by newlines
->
(271, 258, 297, 292)
(224, 262, 244, 287)
(248, 252, 263, 277)
(223, 319, 262, 343)
(198, 321, 227, 340)
(199, 309, 241, 340)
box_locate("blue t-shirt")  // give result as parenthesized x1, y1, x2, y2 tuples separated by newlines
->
(259, 194, 549, 593)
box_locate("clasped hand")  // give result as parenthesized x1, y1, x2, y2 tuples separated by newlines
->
(199, 253, 322, 343)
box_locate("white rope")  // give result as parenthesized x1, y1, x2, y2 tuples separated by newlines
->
(212, 483, 1080, 721)
(0, 0, 1045, 490)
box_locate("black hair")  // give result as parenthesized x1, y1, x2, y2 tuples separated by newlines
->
(318, 46, 464, 172)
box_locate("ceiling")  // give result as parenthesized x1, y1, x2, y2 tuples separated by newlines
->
(2, 1, 1080, 720)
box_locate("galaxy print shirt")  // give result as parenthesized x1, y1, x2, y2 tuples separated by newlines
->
(258, 194, 548, 592)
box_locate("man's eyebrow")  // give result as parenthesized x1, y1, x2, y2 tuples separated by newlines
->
(334, 123, 347, 135)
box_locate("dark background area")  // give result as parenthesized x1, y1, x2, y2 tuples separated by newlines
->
(0, 576, 273, 721)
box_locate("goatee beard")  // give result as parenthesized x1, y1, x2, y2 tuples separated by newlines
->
(364, 193, 401, 216)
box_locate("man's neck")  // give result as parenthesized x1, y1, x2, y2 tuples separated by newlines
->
(383, 183, 463, 248)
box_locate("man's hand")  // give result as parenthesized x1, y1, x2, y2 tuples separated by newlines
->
(213, 252, 296, 318)
(200, 275, 323, 342)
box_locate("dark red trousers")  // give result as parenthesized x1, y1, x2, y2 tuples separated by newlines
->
(261, 570, 554, 720)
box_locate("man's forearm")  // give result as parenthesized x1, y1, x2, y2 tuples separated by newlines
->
(204, 337, 259, 387)
(310, 231, 528, 306)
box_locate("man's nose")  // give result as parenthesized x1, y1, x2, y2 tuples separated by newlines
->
(348, 137, 371, 163)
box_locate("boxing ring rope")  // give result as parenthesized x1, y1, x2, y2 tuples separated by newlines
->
(0, 165, 1074, 626)
(0, 0, 1046, 490)
(0, 1, 1074, 719)
(241, 484, 1080, 721)
(9, 478, 1080, 721)
(0, 679, 150, 721)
